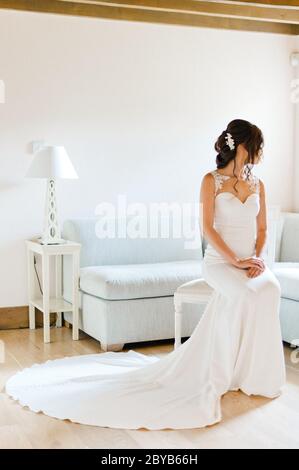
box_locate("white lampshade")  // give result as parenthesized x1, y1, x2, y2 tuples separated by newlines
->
(26, 145, 78, 245)
(26, 145, 78, 179)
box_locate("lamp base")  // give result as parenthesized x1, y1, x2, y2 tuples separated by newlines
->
(41, 179, 63, 245)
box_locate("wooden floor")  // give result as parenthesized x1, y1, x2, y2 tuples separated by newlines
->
(0, 326, 299, 449)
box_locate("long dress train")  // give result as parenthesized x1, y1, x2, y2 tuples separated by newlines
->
(5, 171, 286, 430)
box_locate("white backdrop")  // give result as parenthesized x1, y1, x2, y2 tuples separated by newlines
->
(0, 9, 296, 306)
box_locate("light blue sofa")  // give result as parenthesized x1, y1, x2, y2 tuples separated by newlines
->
(62, 217, 205, 351)
(272, 212, 299, 346)
(62, 212, 299, 350)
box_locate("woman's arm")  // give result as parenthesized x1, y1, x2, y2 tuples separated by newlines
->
(255, 179, 267, 258)
(200, 173, 264, 270)
(247, 178, 267, 278)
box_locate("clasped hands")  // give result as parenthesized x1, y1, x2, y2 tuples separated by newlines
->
(233, 256, 266, 278)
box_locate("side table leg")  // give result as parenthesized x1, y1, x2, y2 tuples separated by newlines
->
(55, 254, 62, 327)
(72, 251, 80, 340)
(42, 253, 50, 343)
(29, 304, 35, 330)
(27, 248, 36, 329)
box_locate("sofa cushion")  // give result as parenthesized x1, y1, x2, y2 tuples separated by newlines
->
(273, 262, 299, 302)
(79, 260, 202, 300)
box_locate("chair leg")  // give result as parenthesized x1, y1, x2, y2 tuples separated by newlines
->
(174, 297, 182, 350)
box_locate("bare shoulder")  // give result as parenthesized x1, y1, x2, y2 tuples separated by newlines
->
(200, 171, 216, 201)
(201, 171, 216, 187)
(258, 176, 265, 188)
(256, 175, 265, 194)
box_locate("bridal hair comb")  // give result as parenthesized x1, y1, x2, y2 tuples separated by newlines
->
(225, 132, 235, 150)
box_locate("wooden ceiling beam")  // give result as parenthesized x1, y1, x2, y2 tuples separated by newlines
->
(228, 1, 299, 6)
(0, 0, 298, 35)
(90, 1, 299, 24)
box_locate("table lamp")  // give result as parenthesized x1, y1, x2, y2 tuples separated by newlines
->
(26, 145, 78, 244)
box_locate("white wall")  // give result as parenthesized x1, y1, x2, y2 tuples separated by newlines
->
(0, 9, 296, 307)
(293, 36, 299, 212)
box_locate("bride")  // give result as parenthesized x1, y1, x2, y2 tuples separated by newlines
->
(6, 119, 286, 430)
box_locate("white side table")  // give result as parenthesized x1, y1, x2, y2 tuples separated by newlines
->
(26, 239, 81, 343)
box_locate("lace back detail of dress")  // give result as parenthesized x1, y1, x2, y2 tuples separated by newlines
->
(211, 170, 260, 196)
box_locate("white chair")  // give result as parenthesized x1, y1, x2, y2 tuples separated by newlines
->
(174, 205, 280, 349)
(174, 279, 213, 349)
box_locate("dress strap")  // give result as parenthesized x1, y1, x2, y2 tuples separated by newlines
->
(211, 170, 230, 195)
(211, 169, 260, 195)
(247, 173, 260, 194)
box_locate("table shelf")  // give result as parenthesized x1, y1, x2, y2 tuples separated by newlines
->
(30, 297, 73, 313)
(26, 239, 81, 343)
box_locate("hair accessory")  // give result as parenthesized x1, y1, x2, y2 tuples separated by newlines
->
(225, 132, 235, 150)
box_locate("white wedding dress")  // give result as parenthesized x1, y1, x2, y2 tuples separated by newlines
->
(5, 170, 286, 430)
